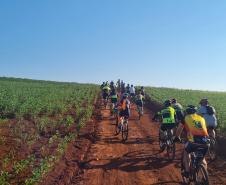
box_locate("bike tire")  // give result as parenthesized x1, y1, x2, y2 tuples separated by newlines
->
(181, 151, 191, 185)
(167, 142, 176, 161)
(115, 121, 120, 135)
(122, 123, 128, 141)
(208, 138, 217, 161)
(195, 164, 209, 185)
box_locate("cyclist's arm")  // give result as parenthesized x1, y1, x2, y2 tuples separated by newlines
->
(152, 112, 161, 121)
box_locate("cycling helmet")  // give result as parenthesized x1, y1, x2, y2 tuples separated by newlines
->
(199, 98, 208, 105)
(186, 105, 197, 114)
(171, 98, 177, 104)
(164, 100, 171, 107)
(123, 93, 129, 98)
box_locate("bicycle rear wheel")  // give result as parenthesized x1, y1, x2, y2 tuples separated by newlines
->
(208, 138, 217, 161)
(195, 164, 209, 185)
(122, 122, 128, 141)
(115, 120, 120, 135)
(167, 141, 176, 161)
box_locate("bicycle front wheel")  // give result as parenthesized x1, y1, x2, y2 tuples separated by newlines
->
(195, 164, 209, 185)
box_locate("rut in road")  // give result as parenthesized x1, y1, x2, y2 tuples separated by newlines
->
(78, 105, 182, 185)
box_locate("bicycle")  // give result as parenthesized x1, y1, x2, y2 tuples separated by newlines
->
(103, 96, 109, 109)
(115, 116, 129, 141)
(181, 144, 209, 185)
(159, 129, 176, 161)
(113, 105, 119, 125)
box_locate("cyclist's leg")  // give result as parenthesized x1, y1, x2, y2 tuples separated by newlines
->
(125, 109, 130, 122)
(159, 125, 166, 141)
(159, 125, 167, 149)
(184, 142, 193, 176)
(200, 145, 209, 171)
(141, 105, 144, 115)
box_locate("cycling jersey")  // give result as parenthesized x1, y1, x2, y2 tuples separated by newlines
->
(136, 94, 144, 107)
(121, 99, 130, 111)
(130, 87, 135, 94)
(110, 94, 118, 103)
(159, 107, 176, 124)
(119, 99, 131, 118)
(183, 113, 208, 143)
(111, 94, 117, 99)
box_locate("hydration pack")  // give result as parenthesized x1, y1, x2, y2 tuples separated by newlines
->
(206, 106, 215, 115)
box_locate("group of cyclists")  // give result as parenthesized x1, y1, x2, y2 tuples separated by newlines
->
(153, 98, 217, 183)
(101, 80, 145, 124)
(101, 80, 218, 184)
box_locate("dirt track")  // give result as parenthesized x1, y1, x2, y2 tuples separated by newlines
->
(42, 104, 226, 185)
(78, 105, 226, 185)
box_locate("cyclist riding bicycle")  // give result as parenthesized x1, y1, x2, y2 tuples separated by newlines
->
(197, 98, 217, 139)
(174, 105, 209, 179)
(110, 81, 115, 90)
(101, 82, 105, 89)
(135, 91, 145, 116)
(110, 87, 118, 114)
(120, 82, 126, 94)
(171, 98, 184, 125)
(102, 84, 111, 102)
(153, 100, 177, 151)
(118, 93, 131, 123)
(140, 86, 145, 97)
(117, 79, 121, 92)
(126, 84, 130, 94)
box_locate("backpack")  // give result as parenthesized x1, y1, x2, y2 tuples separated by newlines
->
(206, 106, 215, 115)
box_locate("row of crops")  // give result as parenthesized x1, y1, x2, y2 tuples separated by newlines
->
(145, 87, 226, 133)
(0, 77, 100, 185)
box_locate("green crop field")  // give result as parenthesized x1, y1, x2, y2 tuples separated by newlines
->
(0, 77, 99, 185)
(146, 87, 226, 132)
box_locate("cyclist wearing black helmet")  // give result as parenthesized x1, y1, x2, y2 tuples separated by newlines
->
(174, 105, 209, 180)
(153, 100, 177, 150)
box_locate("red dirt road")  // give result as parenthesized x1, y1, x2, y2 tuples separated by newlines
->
(77, 105, 226, 185)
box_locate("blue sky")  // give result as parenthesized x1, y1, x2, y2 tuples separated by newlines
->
(0, 0, 226, 91)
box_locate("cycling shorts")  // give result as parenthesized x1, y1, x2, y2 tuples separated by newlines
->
(136, 100, 143, 107)
(185, 141, 209, 155)
(160, 123, 176, 131)
(119, 109, 130, 119)
(102, 92, 109, 99)
(207, 126, 217, 130)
